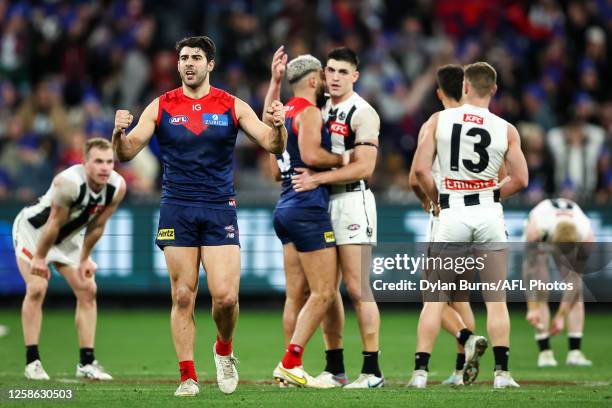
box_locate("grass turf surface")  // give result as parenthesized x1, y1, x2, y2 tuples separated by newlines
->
(0, 308, 610, 407)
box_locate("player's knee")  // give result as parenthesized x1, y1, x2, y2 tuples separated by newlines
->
(174, 287, 195, 309)
(213, 293, 237, 310)
(345, 281, 362, 303)
(311, 287, 335, 306)
(78, 281, 97, 303)
(26, 279, 48, 302)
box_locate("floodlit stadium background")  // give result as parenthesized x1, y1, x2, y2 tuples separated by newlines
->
(0, 0, 610, 297)
(0, 2, 611, 406)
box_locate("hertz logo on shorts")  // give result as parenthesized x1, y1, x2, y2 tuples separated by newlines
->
(324, 231, 336, 243)
(157, 228, 175, 240)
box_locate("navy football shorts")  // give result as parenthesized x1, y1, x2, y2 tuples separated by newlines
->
(156, 203, 239, 249)
(273, 206, 336, 252)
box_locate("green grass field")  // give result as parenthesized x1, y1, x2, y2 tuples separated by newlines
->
(0, 308, 610, 407)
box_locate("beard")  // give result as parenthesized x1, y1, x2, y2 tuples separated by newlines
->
(181, 70, 208, 88)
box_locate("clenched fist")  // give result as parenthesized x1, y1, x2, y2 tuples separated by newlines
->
(114, 110, 134, 137)
(266, 100, 285, 128)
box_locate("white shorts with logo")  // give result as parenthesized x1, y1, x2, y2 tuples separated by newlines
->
(12, 210, 83, 267)
(329, 189, 377, 246)
(434, 203, 507, 248)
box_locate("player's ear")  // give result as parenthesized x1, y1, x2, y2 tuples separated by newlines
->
(436, 88, 443, 102)
(208, 59, 215, 72)
(463, 80, 469, 95)
(352, 70, 359, 83)
(491, 84, 498, 97)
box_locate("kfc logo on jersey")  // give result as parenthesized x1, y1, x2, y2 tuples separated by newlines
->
(169, 115, 189, 125)
(463, 114, 484, 125)
(329, 121, 349, 136)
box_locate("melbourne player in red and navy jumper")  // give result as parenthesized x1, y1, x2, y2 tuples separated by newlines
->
(112, 36, 287, 396)
(155, 86, 240, 248)
(273, 96, 335, 252)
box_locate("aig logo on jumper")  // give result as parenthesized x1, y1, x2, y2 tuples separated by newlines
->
(203, 113, 229, 126)
(169, 115, 189, 125)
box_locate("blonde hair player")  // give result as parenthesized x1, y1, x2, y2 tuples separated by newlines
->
(523, 198, 594, 368)
(12, 138, 126, 381)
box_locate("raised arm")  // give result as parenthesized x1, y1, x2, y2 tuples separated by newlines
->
(112, 98, 158, 162)
(30, 176, 74, 279)
(236, 97, 287, 154)
(499, 124, 529, 199)
(79, 177, 127, 279)
(262, 46, 287, 125)
(298, 106, 344, 168)
(413, 113, 440, 209)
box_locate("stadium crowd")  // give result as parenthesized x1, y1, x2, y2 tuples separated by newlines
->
(0, 0, 610, 204)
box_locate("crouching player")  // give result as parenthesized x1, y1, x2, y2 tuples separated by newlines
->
(523, 198, 593, 367)
(13, 138, 125, 380)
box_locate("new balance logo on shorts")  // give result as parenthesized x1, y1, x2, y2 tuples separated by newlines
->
(157, 228, 175, 240)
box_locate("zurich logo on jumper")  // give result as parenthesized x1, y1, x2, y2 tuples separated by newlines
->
(203, 113, 229, 126)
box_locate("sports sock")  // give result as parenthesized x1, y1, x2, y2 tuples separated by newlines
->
(414, 352, 430, 371)
(282, 344, 304, 369)
(537, 337, 551, 352)
(568, 335, 582, 351)
(26, 345, 40, 365)
(215, 335, 232, 356)
(179, 360, 198, 382)
(324, 349, 345, 375)
(456, 328, 473, 346)
(80, 348, 95, 365)
(455, 353, 466, 371)
(493, 346, 509, 372)
(361, 351, 382, 377)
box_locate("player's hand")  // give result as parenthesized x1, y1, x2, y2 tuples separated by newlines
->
(420, 198, 431, 214)
(271, 46, 288, 83)
(550, 313, 565, 336)
(79, 257, 98, 281)
(266, 100, 285, 128)
(526, 309, 543, 329)
(30, 256, 50, 280)
(292, 167, 319, 192)
(114, 110, 134, 137)
(432, 203, 441, 217)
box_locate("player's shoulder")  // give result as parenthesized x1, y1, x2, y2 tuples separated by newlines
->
(56, 164, 85, 183)
(159, 87, 183, 104)
(351, 93, 379, 119)
(352, 92, 375, 110)
(208, 87, 237, 111)
(109, 169, 125, 187)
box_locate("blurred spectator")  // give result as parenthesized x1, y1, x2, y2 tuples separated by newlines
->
(547, 110, 605, 200)
(17, 79, 69, 144)
(14, 136, 55, 202)
(518, 122, 555, 203)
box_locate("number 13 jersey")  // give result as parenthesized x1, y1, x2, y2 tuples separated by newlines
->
(436, 104, 508, 197)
